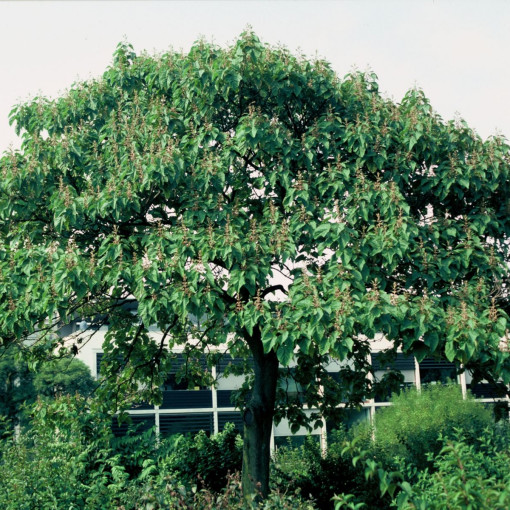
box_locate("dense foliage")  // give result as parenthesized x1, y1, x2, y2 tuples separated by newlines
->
(334, 426, 510, 510)
(371, 383, 494, 470)
(0, 346, 94, 435)
(274, 384, 505, 509)
(1, 388, 507, 509)
(163, 424, 243, 492)
(396, 428, 510, 510)
(273, 430, 382, 509)
(0, 395, 311, 509)
(1, 30, 510, 495)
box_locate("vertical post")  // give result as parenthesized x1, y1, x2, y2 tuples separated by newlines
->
(211, 365, 219, 434)
(414, 357, 421, 392)
(458, 367, 467, 399)
(154, 405, 160, 438)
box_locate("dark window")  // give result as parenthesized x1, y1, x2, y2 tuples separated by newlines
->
(217, 389, 235, 408)
(112, 414, 155, 437)
(159, 413, 213, 437)
(96, 352, 104, 377)
(160, 389, 212, 409)
(218, 412, 244, 434)
(217, 354, 253, 374)
(160, 353, 212, 409)
(468, 382, 507, 399)
(419, 358, 457, 384)
(326, 408, 370, 434)
(371, 352, 415, 371)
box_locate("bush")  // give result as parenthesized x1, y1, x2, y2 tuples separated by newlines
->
(0, 394, 312, 509)
(371, 383, 494, 470)
(160, 423, 243, 492)
(274, 384, 501, 509)
(272, 428, 386, 510)
(396, 427, 510, 510)
(0, 395, 126, 509)
(137, 471, 315, 509)
(0, 347, 95, 436)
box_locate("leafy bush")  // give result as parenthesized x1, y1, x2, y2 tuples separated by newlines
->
(397, 427, 510, 510)
(158, 423, 243, 492)
(274, 384, 501, 509)
(335, 425, 510, 509)
(0, 395, 126, 509)
(272, 428, 386, 509)
(0, 394, 312, 509)
(371, 383, 494, 470)
(137, 471, 314, 509)
(33, 357, 95, 398)
(0, 346, 95, 435)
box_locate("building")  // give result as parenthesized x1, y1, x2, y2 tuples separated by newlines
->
(71, 322, 509, 449)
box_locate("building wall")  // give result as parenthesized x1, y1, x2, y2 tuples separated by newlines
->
(73, 324, 508, 449)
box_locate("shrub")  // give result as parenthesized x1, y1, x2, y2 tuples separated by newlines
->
(272, 428, 386, 510)
(333, 413, 510, 509)
(0, 395, 125, 509)
(160, 423, 243, 492)
(275, 384, 501, 509)
(1, 395, 298, 509)
(137, 471, 315, 509)
(0, 347, 95, 436)
(371, 383, 494, 470)
(396, 428, 510, 510)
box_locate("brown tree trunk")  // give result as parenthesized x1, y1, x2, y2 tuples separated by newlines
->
(242, 328, 279, 502)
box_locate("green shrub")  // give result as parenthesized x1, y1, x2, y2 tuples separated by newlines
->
(275, 384, 501, 509)
(137, 471, 315, 509)
(1, 395, 305, 509)
(371, 383, 494, 470)
(0, 395, 126, 509)
(333, 414, 510, 509)
(396, 428, 510, 510)
(272, 428, 387, 509)
(160, 423, 243, 492)
(0, 347, 95, 436)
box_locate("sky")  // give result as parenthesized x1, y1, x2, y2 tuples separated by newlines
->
(1, 0, 510, 152)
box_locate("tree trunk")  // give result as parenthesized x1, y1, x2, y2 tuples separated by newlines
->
(242, 329, 279, 502)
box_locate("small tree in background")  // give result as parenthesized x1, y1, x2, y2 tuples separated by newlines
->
(0, 346, 34, 435)
(33, 357, 95, 399)
(1, 32, 510, 498)
(0, 345, 94, 434)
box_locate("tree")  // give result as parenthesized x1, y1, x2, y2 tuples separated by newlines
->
(1, 32, 510, 498)
(0, 345, 34, 434)
(0, 345, 94, 434)
(33, 357, 95, 398)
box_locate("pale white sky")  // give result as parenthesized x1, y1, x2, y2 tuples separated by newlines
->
(1, 0, 510, 152)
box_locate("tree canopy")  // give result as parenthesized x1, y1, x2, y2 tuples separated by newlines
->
(0, 345, 94, 435)
(1, 31, 510, 497)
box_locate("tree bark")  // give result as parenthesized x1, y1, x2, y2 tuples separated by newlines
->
(242, 328, 279, 502)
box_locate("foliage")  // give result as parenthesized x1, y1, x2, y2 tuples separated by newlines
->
(371, 383, 494, 470)
(0, 394, 312, 509)
(135, 471, 315, 510)
(0, 345, 34, 434)
(0, 395, 126, 509)
(335, 426, 510, 510)
(273, 429, 388, 510)
(274, 385, 502, 509)
(0, 344, 94, 434)
(160, 422, 243, 492)
(2, 30, 510, 496)
(33, 357, 95, 398)
(396, 428, 510, 510)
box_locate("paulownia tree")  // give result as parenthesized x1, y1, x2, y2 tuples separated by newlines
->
(1, 32, 510, 498)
